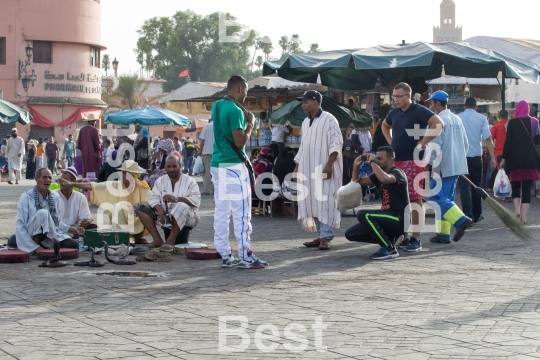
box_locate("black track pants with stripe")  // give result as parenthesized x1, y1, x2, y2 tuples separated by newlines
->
(345, 210, 404, 249)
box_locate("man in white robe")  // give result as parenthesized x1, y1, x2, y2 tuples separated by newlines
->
(7, 128, 25, 184)
(136, 154, 200, 248)
(12, 167, 83, 253)
(294, 91, 343, 250)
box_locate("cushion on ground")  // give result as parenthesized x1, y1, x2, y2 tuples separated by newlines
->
(185, 248, 221, 260)
(36, 248, 79, 260)
(0, 250, 30, 263)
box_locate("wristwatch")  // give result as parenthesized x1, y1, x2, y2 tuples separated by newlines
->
(174, 196, 179, 203)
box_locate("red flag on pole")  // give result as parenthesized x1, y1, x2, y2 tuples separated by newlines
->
(179, 69, 189, 78)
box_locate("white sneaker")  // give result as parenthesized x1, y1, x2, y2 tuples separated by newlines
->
(221, 255, 238, 268)
(237, 255, 268, 269)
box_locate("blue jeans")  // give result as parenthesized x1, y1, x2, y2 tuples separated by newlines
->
(316, 218, 334, 240)
(458, 156, 483, 221)
(183, 156, 194, 175)
(47, 158, 56, 173)
(66, 156, 73, 167)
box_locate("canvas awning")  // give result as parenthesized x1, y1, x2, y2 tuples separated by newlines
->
(159, 82, 226, 103)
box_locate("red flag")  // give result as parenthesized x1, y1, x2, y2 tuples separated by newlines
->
(179, 69, 189, 78)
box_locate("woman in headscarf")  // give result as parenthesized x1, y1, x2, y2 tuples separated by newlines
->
(25, 140, 37, 180)
(500, 100, 540, 224)
(144, 138, 175, 188)
(135, 127, 150, 170)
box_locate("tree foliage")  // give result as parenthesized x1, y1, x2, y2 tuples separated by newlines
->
(101, 54, 110, 76)
(114, 74, 141, 110)
(135, 11, 257, 91)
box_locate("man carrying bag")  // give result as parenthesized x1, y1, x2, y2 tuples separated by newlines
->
(210, 75, 268, 269)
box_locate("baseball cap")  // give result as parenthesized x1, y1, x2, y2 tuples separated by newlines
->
(427, 90, 449, 102)
(296, 90, 322, 103)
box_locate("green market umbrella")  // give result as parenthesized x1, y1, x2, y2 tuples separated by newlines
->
(0, 100, 32, 124)
(263, 41, 540, 91)
(270, 96, 373, 129)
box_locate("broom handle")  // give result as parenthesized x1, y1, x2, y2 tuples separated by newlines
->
(460, 175, 477, 188)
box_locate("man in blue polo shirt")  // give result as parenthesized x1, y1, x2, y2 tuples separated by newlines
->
(382, 82, 444, 252)
(457, 97, 496, 223)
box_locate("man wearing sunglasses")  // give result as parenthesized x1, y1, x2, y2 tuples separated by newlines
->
(381, 82, 444, 252)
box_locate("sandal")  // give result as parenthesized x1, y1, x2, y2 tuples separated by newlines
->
(160, 244, 174, 252)
(319, 238, 331, 250)
(303, 238, 321, 248)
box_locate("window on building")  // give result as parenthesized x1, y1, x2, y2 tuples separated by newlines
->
(0, 37, 6, 65)
(33, 41, 53, 63)
(90, 46, 100, 68)
(449, 18, 452, 24)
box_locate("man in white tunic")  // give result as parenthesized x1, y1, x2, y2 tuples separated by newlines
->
(294, 91, 343, 250)
(136, 154, 201, 248)
(54, 167, 96, 230)
(12, 167, 83, 253)
(7, 128, 25, 184)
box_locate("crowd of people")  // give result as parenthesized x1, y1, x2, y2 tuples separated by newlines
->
(5, 74, 540, 268)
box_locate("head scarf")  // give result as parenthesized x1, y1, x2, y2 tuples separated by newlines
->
(514, 100, 530, 119)
(158, 138, 175, 154)
(252, 147, 274, 178)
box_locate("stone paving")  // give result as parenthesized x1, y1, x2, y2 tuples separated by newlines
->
(1, 178, 540, 359)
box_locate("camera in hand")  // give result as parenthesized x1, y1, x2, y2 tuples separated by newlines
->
(360, 155, 368, 162)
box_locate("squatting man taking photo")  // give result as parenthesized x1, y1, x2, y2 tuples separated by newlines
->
(345, 146, 411, 260)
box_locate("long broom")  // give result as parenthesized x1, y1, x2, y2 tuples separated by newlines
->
(460, 175, 530, 240)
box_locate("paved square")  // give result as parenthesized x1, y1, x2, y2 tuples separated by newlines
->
(1, 179, 540, 359)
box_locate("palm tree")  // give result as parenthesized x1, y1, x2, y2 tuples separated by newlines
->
(114, 74, 140, 110)
(309, 43, 320, 53)
(255, 56, 264, 71)
(101, 54, 111, 76)
(290, 34, 302, 54)
(250, 36, 261, 74)
(278, 36, 289, 57)
(260, 36, 273, 61)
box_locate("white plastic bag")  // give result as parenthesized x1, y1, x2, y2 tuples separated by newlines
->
(493, 168, 511, 198)
(337, 181, 363, 210)
(193, 156, 204, 175)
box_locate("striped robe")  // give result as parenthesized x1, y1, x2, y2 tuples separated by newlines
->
(148, 174, 201, 229)
(294, 111, 343, 232)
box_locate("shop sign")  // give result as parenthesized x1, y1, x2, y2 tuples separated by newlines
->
(42, 71, 102, 93)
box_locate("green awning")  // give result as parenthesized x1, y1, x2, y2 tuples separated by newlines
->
(263, 42, 540, 90)
(0, 100, 32, 125)
(270, 96, 373, 129)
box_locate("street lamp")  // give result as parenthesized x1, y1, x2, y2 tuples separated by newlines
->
(22, 76, 31, 91)
(112, 57, 119, 76)
(18, 42, 34, 79)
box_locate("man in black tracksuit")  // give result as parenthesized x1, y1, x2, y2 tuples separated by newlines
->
(345, 146, 410, 260)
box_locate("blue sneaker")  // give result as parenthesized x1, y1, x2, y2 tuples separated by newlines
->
(405, 237, 422, 252)
(237, 254, 269, 269)
(398, 237, 411, 249)
(370, 247, 399, 260)
(430, 236, 451, 244)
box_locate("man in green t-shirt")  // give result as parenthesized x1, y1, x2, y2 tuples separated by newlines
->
(211, 75, 268, 270)
(64, 134, 76, 167)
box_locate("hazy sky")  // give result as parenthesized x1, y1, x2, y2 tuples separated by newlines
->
(101, 0, 537, 75)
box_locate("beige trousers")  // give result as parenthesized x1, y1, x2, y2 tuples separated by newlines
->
(201, 154, 213, 194)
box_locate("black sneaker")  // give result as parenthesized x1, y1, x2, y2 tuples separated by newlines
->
(453, 218, 473, 242)
(430, 236, 451, 244)
(370, 247, 399, 260)
(473, 215, 484, 223)
(405, 237, 422, 252)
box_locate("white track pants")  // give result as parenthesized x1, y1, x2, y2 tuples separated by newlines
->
(211, 164, 252, 260)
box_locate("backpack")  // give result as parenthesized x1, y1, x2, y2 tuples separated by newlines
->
(343, 139, 361, 161)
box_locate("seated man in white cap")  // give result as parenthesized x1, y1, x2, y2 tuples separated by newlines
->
(59, 160, 152, 244)
(136, 154, 201, 249)
(11, 167, 83, 252)
(54, 166, 97, 230)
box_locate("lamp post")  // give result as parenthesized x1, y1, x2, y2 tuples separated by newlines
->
(22, 76, 31, 91)
(18, 42, 33, 79)
(112, 57, 119, 77)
